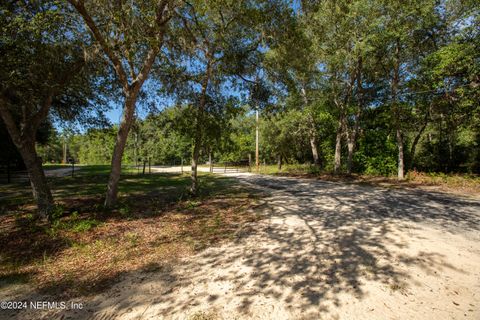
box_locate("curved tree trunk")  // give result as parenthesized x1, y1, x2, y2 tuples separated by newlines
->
(0, 101, 54, 220)
(19, 140, 54, 219)
(104, 94, 137, 207)
(309, 128, 320, 166)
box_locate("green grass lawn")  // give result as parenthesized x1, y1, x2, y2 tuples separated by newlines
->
(1, 165, 234, 208)
(0, 165, 260, 298)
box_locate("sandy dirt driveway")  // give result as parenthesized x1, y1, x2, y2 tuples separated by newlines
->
(5, 173, 480, 320)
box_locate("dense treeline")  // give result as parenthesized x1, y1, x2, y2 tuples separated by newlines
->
(43, 92, 479, 175)
(1, 0, 478, 219)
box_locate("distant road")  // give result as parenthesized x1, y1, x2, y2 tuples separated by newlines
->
(149, 165, 251, 174)
(149, 165, 211, 173)
(0, 167, 79, 184)
(44, 167, 79, 177)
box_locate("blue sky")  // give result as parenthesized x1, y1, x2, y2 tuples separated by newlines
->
(105, 105, 122, 124)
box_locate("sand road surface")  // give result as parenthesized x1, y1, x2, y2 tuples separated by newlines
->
(44, 167, 79, 177)
(4, 174, 480, 320)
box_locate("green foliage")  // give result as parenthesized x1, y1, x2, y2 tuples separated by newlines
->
(71, 219, 101, 233)
(50, 204, 65, 221)
(0, 1, 105, 125)
(46, 209, 101, 236)
(184, 200, 201, 210)
(75, 127, 117, 164)
(3, 0, 478, 183)
(362, 155, 397, 176)
(119, 205, 131, 218)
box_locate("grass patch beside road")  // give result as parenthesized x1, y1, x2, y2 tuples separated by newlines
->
(257, 164, 480, 196)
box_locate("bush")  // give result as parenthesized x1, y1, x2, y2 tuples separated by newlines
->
(71, 219, 101, 232)
(363, 156, 397, 176)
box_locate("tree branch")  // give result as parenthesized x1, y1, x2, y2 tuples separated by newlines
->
(29, 58, 86, 132)
(67, 0, 129, 90)
(132, 0, 173, 93)
(236, 73, 257, 84)
(184, 1, 209, 44)
(0, 94, 24, 146)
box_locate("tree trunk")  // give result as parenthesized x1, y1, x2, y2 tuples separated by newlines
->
(69, 1, 163, 207)
(409, 119, 428, 170)
(334, 119, 342, 174)
(301, 88, 320, 166)
(448, 137, 454, 173)
(396, 128, 405, 180)
(392, 38, 404, 180)
(0, 102, 54, 219)
(345, 117, 360, 175)
(346, 55, 363, 175)
(190, 110, 202, 195)
(190, 139, 200, 194)
(255, 109, 259, 173)
(310, 132, 320, 166)
(19, 141, 54, 219)
(307, 114, 320, 166)
(277, 154, 283, 170)
(104, 94, 137, 207)
(347, 140, 354, 174)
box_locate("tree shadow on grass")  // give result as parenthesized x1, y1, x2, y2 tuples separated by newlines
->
(0, 173, 243, 296)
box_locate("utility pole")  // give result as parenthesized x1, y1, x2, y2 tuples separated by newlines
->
(255, 108, 259, 173)
(209, 149, 213, 173)
(62, 137, 67, 164)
